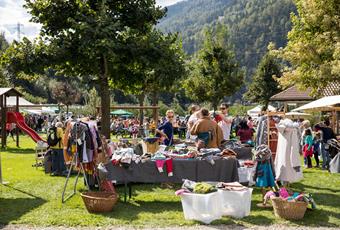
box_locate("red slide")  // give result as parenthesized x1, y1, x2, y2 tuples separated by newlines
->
(7, 111, 45, 143)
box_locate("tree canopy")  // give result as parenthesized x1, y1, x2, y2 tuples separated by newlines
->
(279, 0, 340, 93)
(183, 25, 244, 110)
(2, 0, 166, 138)
(244, 45, 282, 108)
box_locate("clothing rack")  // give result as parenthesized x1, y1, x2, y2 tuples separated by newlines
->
(267, 111, 285, 161)
(61, 122, 90, 203)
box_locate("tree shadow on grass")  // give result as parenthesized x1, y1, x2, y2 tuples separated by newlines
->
(0, 185, 46, 226)
(293, 182, 340, 193)
(98, 200, 182, 220)
(3, 147, 34, 154)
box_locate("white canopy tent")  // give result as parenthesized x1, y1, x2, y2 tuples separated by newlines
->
(247, 105, 276, 118)
(7, 96, 34, 107)
(292, 95, 340, 112)
(293, 95, 340, 134)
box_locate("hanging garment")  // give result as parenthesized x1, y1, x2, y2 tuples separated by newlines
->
(255, 116, 268, 146)
(275, 119, 303, 183)
(253, 145, 275, 188)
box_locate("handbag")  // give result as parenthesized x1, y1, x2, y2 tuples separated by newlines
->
(197, 131, 212, 147)
(303, 144, 314, 157)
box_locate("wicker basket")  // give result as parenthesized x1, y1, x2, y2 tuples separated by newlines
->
(145, 141, 159, 154)
(271, 197, 308, 220)
(81, 191, 118, 213)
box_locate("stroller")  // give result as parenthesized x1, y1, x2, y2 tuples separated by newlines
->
(328, 139, 340, 173)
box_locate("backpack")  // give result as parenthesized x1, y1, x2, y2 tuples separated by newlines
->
(47, 127, 61, 147)
(197, 131, 212, 147)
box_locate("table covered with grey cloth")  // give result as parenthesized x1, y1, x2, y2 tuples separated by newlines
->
(106, 157, 239, 183)
(234, 147, 253, 160)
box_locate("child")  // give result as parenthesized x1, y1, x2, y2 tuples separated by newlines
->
(131, 123, 139, 139)
(313, 131, 322, 167)
(303, 129, 314, 168)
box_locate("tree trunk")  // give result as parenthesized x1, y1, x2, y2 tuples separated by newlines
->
(138, 93, 145, 137)
(152, 91, 159, 124)
(66, 105, 69, 118)
(99, 55, 111, 139)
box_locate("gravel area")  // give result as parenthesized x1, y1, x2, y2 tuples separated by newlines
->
(1, 225, 339, 230)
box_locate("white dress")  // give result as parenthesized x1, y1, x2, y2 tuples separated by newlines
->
(274, 119, 303, 183)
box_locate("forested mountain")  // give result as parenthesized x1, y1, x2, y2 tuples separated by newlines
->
(158, 0, 296, 89)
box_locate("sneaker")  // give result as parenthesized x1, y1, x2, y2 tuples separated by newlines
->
(51, 171, 60, 176)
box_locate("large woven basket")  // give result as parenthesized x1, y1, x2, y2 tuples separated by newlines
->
(271, 197, 308, 220)
(81, 191, 118, 213)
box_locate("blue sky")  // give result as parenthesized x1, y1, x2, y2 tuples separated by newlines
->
(0, 0, 183, 42)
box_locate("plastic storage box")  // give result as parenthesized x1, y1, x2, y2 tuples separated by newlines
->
(218, 188, 253, 218)
(180, 191, 222, 224)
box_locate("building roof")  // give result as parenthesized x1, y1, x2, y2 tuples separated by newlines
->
(270, 86, 314, 102)
(0, 88, 23, 97)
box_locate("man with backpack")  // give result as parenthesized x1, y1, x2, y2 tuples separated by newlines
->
(48, 122, 66, 176)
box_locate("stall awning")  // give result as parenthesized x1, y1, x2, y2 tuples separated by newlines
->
(292, 95, 340, 111)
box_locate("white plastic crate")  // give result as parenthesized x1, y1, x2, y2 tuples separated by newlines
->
(218, 188, 253, 218)
(180, 191, 222, 224)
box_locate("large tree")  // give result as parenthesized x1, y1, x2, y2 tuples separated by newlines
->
(49, 79, 82, 115)
(183, 24, 244, 110)
(244, 46, 282, 108)
(280, 0, 340, 93)
(7, 0, 165, 138)
(0, 33, 9, 86)
(114, 30, 186, 125)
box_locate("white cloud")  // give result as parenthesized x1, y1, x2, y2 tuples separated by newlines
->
(0, 0, 183, 42)
(0, 0, 40, 42)
(156, 0, 183, 7)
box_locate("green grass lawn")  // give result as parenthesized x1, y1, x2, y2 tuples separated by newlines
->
(0, 135, 340, 228)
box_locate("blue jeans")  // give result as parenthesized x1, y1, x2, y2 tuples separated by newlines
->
(321, 143, 330, 169)
(52, 149, 66, 174)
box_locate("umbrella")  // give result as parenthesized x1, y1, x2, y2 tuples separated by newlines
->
(111, 109, 134, 116)
(292, 95, 340, 112)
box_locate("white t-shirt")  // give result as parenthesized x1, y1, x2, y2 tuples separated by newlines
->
(188, 114, 198, 128)
(218, 116, 232, 140)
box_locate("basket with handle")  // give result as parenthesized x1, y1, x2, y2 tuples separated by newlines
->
(271, 197, 308, 220)
(81, 191, 119, 213)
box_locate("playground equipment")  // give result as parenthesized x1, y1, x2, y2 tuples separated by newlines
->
(7, 111, 44, 143)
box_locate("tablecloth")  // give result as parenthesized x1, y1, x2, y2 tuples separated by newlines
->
(106, 157, 239, 183)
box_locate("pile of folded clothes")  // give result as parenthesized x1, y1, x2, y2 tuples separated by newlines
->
(216, 182, 248, 191)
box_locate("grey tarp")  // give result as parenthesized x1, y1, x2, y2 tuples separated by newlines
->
(330, 153, 340, 173)
(106, 157, 239, 183)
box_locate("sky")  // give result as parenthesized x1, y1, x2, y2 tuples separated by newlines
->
(0, 0, 183, 42)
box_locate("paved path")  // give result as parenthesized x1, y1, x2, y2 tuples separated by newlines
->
(1, 225, 339, 230)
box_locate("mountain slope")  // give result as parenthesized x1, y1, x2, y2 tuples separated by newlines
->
(158, 0, 296, 85)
